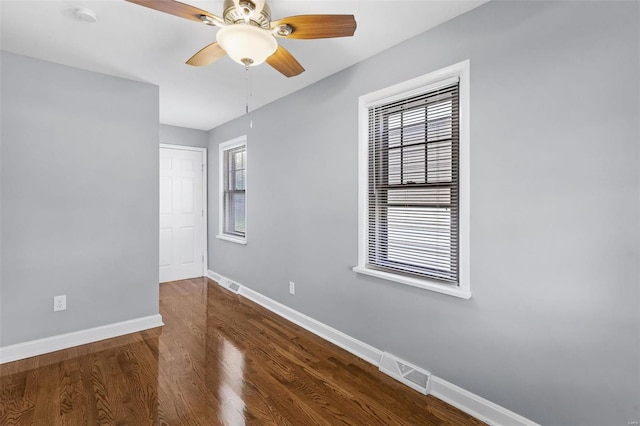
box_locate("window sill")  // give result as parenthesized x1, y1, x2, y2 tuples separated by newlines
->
(216, 234, 247, 245)
(352, 266, 471, 299)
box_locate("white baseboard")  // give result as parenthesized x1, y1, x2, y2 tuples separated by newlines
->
(430, 376, 540, 426)
(206, 270, 538, 426)
(241, 283, 383, 366)
(207, 270, 381, 365)
(207, 270, 222, 282)
(0, 314, 164, 364)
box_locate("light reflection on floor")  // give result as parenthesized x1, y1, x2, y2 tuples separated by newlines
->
(219, 339, 246, 425)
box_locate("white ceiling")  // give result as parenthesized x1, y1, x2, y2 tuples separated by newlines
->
(1, 0, 486, 130)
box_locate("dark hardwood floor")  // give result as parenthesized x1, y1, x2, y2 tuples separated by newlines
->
(0, 277, 484, 425)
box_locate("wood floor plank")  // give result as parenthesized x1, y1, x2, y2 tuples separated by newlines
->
(0, 277, 485, 425)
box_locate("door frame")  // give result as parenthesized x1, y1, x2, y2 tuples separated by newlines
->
(159, 144, 208, 277)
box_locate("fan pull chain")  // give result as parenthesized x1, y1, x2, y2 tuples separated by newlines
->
(245, 65, 249, 114)
(245, 65, 253, 129)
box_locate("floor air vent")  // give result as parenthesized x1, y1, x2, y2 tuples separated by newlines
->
(378, 352, 430, 395)
(217, 277, 241, 294)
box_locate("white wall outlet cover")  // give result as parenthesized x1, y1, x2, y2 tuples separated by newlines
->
(289, 281, 295, 295)
(53, 295, 67, 312)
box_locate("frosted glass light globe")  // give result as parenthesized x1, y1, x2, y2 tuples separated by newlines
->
(217, 24, 277, 66)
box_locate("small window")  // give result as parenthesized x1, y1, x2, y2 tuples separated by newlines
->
(354, 61, 470, 299)
(218, 136, 247, 244)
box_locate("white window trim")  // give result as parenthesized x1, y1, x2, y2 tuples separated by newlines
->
(217, 135, 247, 245)
(353, 60, 471, 299)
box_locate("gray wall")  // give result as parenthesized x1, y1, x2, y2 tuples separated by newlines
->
(160, 123, 208, 149)
(208, 2, 640, 425)
(0, 52, 160, 346)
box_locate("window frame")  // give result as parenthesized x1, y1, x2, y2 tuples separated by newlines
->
(217, 136, 247, 245)
(353, 61, 470, 299)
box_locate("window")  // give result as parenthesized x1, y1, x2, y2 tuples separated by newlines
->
(218, 136, 247, 244)
(354, 61, 470, 299)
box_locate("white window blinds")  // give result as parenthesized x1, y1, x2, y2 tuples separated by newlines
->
(367, 81, 460, 285)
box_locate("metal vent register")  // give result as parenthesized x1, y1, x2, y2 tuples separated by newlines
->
(378, 352, 431, 394)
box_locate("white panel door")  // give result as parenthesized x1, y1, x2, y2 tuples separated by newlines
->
(159, 147, 204, 283)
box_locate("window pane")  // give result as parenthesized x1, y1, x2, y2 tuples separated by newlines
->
(402, 121, 425, 145)
(389, 128, 402, 148)
(389, 112, 402, 129)
(225, 192, 245, 236)
(388, 148, 402, 185)
(403, 144, 426, 184)
(231, 192, 245, 234)
(234, 150, 245, 169)
(403, 107, 425, 127)
(427, 140, 452, 183)
(234, 170, 245, 190)
(427, 100, 452, 141)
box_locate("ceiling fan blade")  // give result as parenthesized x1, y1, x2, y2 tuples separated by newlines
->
(186, 42, 227, 67)
(125, 0, 221, 25)
(272, 15, 356, 39)
(266, 46, 305, 78)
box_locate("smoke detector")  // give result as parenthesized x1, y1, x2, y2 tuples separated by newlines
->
(73, 7, 97, 23)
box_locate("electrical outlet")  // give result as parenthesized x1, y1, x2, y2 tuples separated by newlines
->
(289, 281, 295, 295)
(53, 295, 66, 312)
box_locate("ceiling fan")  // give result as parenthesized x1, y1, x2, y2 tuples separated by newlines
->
(126, 0, 357, 77)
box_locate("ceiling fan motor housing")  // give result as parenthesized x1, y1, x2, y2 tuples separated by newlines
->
(223, 0, 271, 28)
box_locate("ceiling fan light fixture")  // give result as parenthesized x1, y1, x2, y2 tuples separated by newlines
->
(216, 24, 277, 66)
(126, 0, 356, 77)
